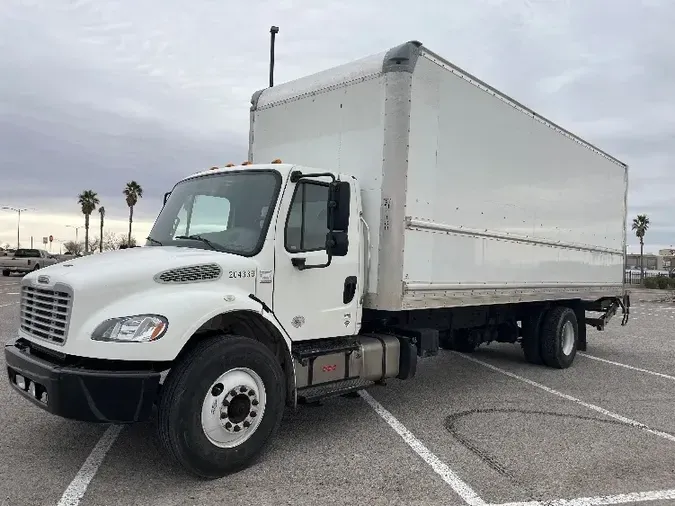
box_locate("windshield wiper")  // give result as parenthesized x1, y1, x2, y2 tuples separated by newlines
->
(175, 235, 219, 251)
(146, 236, 163, 246)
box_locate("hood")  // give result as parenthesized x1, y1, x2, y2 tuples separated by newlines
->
(23, 246, 258, 292)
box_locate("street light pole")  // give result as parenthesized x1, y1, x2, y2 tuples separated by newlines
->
(66, 225, 82, 242)
(1, 206, 29, 249)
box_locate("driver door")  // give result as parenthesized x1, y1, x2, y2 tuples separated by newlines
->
(273, 178, 360, 341)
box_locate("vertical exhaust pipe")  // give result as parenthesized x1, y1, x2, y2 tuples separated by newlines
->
(269, 26, 279, 87)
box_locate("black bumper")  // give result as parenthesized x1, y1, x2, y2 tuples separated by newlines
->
(5, 339, 161, 423)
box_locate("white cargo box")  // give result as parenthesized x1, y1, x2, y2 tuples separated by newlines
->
(249, 41, 628, 312)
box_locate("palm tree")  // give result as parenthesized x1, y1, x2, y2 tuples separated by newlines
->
(78, 190, 100, 254)
(123, 181, 143, 245)
(631, 214, 650, 282)
(98, 206, 105, 253)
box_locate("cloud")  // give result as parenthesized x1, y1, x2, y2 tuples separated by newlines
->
(1, 0, 674, 254)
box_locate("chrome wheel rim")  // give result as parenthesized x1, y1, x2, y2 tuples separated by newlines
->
(200, 367, 266, 448)
(561, 320, 575, 356)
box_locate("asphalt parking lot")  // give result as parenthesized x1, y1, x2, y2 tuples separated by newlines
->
(2, 276, 675, 506)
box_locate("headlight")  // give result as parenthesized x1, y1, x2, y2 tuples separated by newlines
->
(91, 314, 168, 343)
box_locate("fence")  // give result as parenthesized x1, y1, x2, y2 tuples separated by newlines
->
(624, 269, 668, 285)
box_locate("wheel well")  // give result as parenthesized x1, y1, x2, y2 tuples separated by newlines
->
(175, 310, 295, 406)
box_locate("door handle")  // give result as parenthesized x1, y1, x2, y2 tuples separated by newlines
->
(343, 276, 357, 304)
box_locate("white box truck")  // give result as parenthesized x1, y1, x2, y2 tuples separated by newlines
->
(5, 40, 629, 478)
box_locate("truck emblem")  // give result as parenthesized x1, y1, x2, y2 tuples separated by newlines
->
(37, 275, 49, 284)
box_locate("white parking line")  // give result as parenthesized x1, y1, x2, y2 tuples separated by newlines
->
(57, 425, 122, 506)
(359, 390, 486, 506)
(0, 301, 19, 308)
(579, 353, 675, 382)
(454, 353, 675, 444)
(491, 488, 675, 506)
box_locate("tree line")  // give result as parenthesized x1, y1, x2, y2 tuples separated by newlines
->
(75, 181, 143, 255)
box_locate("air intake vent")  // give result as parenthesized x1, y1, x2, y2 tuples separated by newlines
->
(154, 264, 222, 284)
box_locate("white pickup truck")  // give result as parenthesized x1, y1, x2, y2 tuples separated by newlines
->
(5, 40, 629, 479)
(1, 248, 59, 276)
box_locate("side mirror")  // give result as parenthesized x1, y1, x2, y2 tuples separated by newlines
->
(163, 192, 171, 206)
(326, 231, 349, 257)
(327, 181, 350, 232)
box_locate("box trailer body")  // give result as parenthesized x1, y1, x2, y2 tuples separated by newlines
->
(249, 40, 628, 312)
(5, 40, 630, 479)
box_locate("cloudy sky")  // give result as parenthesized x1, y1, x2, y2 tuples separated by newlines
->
(1, 0, 673, 254)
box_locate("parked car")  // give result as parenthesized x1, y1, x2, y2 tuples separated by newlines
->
(0, 248, 59, 276)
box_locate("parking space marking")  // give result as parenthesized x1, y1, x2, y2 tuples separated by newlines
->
(454, 353, 675, 444)
(579, 353, 675, 382)
(57, 425, 122, 506)
(491, 487, 675, 506)
(359, 390, 486, 506)
(0, 301, 19, 308)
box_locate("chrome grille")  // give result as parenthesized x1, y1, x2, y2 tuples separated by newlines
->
(20, 285, 73, 345)
(154, 263, 222, 284)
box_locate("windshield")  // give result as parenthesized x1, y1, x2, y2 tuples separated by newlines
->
(148, 170, 282, 256)
(14, 249, 40, 258)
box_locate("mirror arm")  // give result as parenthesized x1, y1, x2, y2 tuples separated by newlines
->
(290, 170, 336, 184)
(291, 254, 333, 271)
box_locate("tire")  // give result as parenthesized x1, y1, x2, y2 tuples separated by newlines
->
(157, 335, 286, 478)
(452, 329, 479, 353)
(521, 309, 545, 365)
(539, 306, 578, 369)
(2, 270, 9, 277)
(32, 264, 40, 271)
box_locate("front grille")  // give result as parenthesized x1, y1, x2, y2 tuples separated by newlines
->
(20, 285, 73, 345)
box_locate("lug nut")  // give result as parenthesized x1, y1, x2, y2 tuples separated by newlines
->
(225, 422, 232, 429)
(229, 389, 237, 396)
(222, 399, 229, 407)
(250, 411, 257, 418)
(252, 400, 259, 406)
(248, 391, 255, 397)
(240, 386, 248, 393)
(233, 425, 241, 432)
(243, 421, 251, 428)
(220, 413, 227, 419)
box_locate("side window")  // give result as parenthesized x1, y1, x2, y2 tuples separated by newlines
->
(172, 195, 231, 238)
(285, 182, 329, 252)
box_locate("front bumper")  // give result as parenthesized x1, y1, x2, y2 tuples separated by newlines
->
(4, 338, 161, 423)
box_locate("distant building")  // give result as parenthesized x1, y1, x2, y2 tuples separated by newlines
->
(626, 253, 664, 271)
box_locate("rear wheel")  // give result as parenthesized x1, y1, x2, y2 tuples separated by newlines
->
(539, 306, 578, 369)
(521, 308, 546, 365)
(157, 335, 286, 478)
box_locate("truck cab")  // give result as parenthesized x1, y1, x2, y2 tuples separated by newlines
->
(5, 161, 368, 478)
(149, 161, 364, 343)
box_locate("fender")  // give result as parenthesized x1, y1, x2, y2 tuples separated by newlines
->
(178, 290, 297, 408)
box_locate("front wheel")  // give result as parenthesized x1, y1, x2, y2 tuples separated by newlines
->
(157, 335, 286, 478)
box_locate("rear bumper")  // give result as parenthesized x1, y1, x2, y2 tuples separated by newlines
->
(4, 338, 161, 423)
(1, 266, 30, 273)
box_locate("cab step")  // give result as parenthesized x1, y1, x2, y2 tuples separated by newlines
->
(297, 378, 374, 404)
(292, 336, 360, 361)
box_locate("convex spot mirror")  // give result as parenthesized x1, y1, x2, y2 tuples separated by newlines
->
(326, 231, 348, 257)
